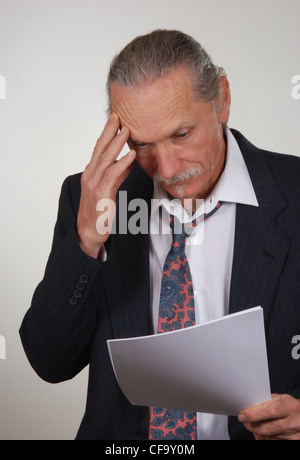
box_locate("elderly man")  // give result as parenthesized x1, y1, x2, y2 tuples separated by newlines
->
(20, 29, 300, 440)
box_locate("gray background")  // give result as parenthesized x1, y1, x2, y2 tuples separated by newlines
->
(0, 0, 299, 440)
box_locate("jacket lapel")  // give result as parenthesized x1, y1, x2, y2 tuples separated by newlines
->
(229, 130, 290, 324)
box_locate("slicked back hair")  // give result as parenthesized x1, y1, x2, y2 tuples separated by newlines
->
(106, 29, 227, 115)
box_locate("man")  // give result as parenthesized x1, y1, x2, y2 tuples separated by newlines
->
(20, 29, 300, 440)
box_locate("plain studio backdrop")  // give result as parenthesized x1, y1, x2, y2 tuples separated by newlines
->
(0, 0, 299, 440)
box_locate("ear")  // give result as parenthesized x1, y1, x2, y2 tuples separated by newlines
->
(217, 77, 231, 124)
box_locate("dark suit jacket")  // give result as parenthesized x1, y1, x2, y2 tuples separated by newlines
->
(20, 130, 300, 440)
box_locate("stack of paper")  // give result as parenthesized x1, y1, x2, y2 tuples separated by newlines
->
(107, 306, 271, 415)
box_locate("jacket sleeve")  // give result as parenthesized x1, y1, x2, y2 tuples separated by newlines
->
(19, 174, 104, 383)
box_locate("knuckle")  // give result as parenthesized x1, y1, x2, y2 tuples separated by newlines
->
(80, 174, 88, 189)
(101, 150, 112, 162)
(81, 174, 96, 195)
(94, 134, 106, 152)
(269, 405, 278, 420)
(103, 165, 115, 182)
(259, 425, 269, 438)
(81, 172, 90, 187)
(81, 165, 91, 182)
(86, 180, 95, 194)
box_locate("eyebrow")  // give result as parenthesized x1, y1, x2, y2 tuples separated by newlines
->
(128, 125, 192, 145)
(119, 125, 146, 144)
(128, 136, 143, 144)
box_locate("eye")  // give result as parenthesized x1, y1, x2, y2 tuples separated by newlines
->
(133, 142, 149, 150)
(174, 131, 189, 140)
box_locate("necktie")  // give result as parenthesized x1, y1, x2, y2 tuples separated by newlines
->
(149, 201, 224, 440)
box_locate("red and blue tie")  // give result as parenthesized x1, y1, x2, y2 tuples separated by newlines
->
(149, 201, 223, 440)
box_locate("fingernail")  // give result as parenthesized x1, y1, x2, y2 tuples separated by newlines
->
(120, 126, 128, 136)
(238, 414, 246, 422)
(109, 112, 118, 122)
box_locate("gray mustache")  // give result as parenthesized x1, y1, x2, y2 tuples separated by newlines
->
(154, 167, 202, 185)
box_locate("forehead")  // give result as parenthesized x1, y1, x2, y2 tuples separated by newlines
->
(110, 67, 200, 142)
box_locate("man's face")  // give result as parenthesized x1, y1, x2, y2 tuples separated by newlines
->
(110, 66, 230, 201)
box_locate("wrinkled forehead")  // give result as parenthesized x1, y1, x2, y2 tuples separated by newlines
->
(107, 64, 196, 106)
(109, 67, 202, 141)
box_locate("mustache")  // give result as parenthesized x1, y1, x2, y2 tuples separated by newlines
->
(153, 167, 202, 185)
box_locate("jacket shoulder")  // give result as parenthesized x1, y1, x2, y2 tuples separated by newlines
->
(261, 148, 300, 191)
(231, 128, 300, 185)
(58, 172, 82, 217)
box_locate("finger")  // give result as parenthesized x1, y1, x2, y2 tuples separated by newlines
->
(244, 417, 289, 439)
(90, 112, 120, 165)
(238, 396, 287, 424)
(247, 423, 300, 440)
(98, 126, 130, 167)
(239, 394, 300, 440)
(114, 152, 137, 189)
(85, 126, 130, 188)
(100, 149, 136, 195)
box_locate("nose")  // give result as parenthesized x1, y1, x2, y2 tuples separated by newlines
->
(154, 143, 180, 180)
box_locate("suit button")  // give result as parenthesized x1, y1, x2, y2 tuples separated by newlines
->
(69, 296, 78, 306)
(80, 274, 89, 283)
(76, 281, 85, 291)
(73, 289, 83, 298)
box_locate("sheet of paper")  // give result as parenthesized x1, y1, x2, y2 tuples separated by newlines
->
(107, 306, 271, 416)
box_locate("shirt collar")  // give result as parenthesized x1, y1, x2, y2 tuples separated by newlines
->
(217, 127, 258, 207)
(151, 127, 259, 222)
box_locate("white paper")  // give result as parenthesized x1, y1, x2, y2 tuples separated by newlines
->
(107, 306, 271, 416)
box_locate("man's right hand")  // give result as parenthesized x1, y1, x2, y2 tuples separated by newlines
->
(76, 112, 136, 258)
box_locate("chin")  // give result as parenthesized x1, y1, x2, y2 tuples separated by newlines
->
(172, 185, 186, 199)
(172, 181, 204, 200)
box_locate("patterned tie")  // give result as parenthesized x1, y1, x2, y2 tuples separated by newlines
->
(149, 201, 224, 440)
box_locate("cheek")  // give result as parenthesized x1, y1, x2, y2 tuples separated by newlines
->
(183, 141, 211, 170)
(190, 130, 222, 170)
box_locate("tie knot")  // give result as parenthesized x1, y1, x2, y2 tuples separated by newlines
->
(169, 201, 224, 246)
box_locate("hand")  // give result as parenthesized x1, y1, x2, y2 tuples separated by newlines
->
(238, 394, 300, 440)
(77, 113, 136, 258)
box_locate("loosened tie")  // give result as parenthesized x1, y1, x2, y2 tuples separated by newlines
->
(149, 201, 223, 440)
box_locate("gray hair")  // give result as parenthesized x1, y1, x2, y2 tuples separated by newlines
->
(106, 29, 227, 112)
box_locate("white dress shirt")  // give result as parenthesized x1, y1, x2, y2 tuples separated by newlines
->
(149, 128, 259, 440)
